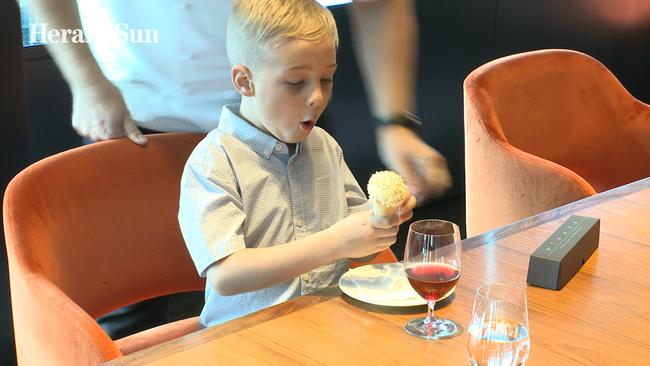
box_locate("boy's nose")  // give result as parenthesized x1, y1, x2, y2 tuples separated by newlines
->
(308, 87, 324, 107)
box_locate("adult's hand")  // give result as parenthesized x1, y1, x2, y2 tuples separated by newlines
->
(376, 125, 452, 205)
(71, 80, 147, 145)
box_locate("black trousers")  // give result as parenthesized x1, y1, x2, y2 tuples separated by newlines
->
(97, 292, 204, 339)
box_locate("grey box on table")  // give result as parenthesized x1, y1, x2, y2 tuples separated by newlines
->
(527, 215, 600, 290)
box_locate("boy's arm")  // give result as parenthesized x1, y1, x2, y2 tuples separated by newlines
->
(26, 0, 145, 144)
(340, 154, 371, 215)
(206, 211, 404, 296)
(205, 229, 338, 296)
(347, 0, 452, 203)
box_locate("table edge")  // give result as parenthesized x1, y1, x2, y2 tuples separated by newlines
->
(461, 177, 650, 251)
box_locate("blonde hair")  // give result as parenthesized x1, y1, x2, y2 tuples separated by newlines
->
(227, 0, 339, 67)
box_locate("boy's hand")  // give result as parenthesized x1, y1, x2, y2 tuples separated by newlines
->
(328, 211, 397, 260)
(370, 193, 416, 228)
(328, 194, 415, 260)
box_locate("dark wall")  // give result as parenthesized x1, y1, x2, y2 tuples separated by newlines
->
(23, 47, 80, 162)
(1, 1, 27, 365)
(493, 0, 650, 102)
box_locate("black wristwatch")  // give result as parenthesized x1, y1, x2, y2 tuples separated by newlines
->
(374, 111, 422, 131)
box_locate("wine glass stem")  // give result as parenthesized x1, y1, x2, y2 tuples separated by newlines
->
(426, 300, 436, 324)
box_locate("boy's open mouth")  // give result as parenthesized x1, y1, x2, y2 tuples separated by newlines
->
(299, 120, 316, 131)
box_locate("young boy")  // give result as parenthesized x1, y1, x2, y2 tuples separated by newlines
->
(178, 0, 415, 328)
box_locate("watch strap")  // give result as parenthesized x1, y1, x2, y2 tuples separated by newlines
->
(375, 111, 422, 131)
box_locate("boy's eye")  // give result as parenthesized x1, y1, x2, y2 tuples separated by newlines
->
(287, 81, 304, 86)
(321, 79, 333, 84)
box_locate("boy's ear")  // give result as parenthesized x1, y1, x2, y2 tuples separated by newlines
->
(231, 64, 255, 97)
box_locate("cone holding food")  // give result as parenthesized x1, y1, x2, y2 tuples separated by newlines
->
(367, 170, 409, 218)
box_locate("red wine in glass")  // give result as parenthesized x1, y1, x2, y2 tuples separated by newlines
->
(405, 263, 460, 301)
(403, 219, 462, 340)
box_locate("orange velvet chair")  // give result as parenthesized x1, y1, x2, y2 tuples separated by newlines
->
(464, 49, 650, 236)
(3, 131, 397, 364)
(3, 133, 206, 365)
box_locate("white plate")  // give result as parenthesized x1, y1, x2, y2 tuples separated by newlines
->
(339, 262, 453, 307)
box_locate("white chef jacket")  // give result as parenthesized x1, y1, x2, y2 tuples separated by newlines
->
(77, 0, 360, 133)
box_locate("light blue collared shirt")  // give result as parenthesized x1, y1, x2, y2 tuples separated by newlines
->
(178, 104, 369, 327)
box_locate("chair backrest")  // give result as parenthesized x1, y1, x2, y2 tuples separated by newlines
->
(4, 133, 206, 364)
(480, 50, 620, 166)
(464, 49, 650, 235)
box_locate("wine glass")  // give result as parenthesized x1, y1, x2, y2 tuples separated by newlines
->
(403, 219, 461, 339)
(467, 284, 530, 366)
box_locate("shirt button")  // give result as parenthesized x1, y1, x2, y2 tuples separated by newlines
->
(274, 144, 283, 151)
(295, 218, 305, 228)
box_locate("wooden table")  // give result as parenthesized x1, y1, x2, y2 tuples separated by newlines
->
(106, 177, 650, 365)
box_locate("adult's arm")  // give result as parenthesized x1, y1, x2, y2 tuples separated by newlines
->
(348, 0, 452, 202)
(26, 0, 146, 144)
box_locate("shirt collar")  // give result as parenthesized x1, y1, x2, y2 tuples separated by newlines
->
(218, 104, 296, 159)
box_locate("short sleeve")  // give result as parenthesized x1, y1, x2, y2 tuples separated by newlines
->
(178, 145, 247, 277)
(334, 143, 370, 214)
(342, 161, 371, 214)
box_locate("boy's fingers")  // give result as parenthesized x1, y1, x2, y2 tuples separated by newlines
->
(379, 226, 399, 237)
(380, 237, 396, 246)
(370, 213, 399, 228)
(375, 226, 399, 238)
(398, 209, 414, 224)
(399, 194, 417, 210)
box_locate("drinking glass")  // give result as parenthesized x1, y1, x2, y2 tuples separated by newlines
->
(467, 284, 530, 366)
(403, 219, 461, 340)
